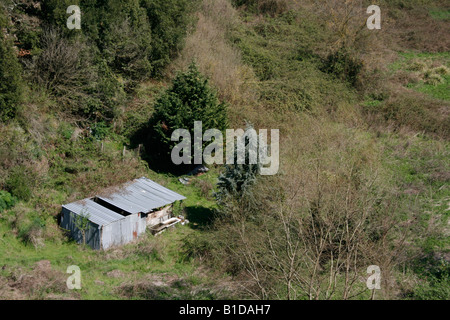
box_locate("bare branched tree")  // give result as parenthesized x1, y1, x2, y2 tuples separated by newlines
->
(26, 28, 95, 95)
(313, 0, 369, 52)
(24, 27, 121, 119)
(218, 151, 418, 300)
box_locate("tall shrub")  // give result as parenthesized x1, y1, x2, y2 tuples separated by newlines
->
(147, 63, 228, 172)
(215, 124, 260, 206)
(141, 0, 192, 76)
(0, 8, 23, 121)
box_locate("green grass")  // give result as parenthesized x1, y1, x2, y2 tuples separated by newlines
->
(414, 74, 450, 101)
(429, 8, 450, 21)
(0, 166, 230, 300)
(378, 132, 449, 299)
(381, 133, 450, 252)
(0, 217, 227, 300)
(389, 51, 450, 101)
(230, 10, 355, 113)
(389, 52, 450, 71)
(142, 166, 220, 226)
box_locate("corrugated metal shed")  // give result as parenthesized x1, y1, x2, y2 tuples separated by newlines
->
(63, 199, 125, 226)
(61, 177, 186, 250)
(62, 177, 186, 225)
(97, 177, 186, 215)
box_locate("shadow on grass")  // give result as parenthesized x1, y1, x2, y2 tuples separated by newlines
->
(184, 206, 217, 230)
(129, 124, 196, 176)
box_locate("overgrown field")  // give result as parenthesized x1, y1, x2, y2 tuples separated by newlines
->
(0, 0, 449, 300)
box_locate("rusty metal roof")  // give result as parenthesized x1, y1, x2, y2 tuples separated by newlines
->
(62, 177, 186, 225)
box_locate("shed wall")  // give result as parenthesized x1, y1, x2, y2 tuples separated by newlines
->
(101, 213, 147, 250)
(61, 207, 101, 250)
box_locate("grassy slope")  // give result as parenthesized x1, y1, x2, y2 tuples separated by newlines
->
(389, 52, 450, 101)
(1, 1, 449, 300)
(0, 168, 227, 300)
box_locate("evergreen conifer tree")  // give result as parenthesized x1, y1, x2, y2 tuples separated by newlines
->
(215, 123, 260, 205)
(147, 63, 227, 172)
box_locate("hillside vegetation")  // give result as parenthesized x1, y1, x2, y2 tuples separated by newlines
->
(0, 0, 448, 300)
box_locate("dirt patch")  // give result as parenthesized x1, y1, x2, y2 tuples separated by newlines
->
(103, 247, 131, 261)
(0, 276, 26, 300)
(34, 260, 51, 271)
(0, 260, 79, 300)
(116, 272, 236, 300)
(106, 269, 125, 278)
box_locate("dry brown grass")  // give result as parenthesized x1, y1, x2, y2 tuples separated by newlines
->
(169, 0, 261, 128)
(116, 271, 235, 299)
(0, 260, 78, 300)
(385, 5, 450, 53)
(363, 87, 450, 139)
(207, 132, 410, 299)
(67, 156, 147, 203)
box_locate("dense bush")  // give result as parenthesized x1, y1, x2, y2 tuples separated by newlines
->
(27, 28, 94, 94)
(5, 166, 36, 201)
(0, 8, 23, 121)
(321, 48, 363, 87)
(25, 28, 124, 119)
(18, 0, 195, 121)
(102, 17, 152, 80)
(0, 191, 17, 212)
(232, 0, 288, 16)
(83, 0, 153, 81)
(41, 0, 192, 78)
(141, 0, 192, 76)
